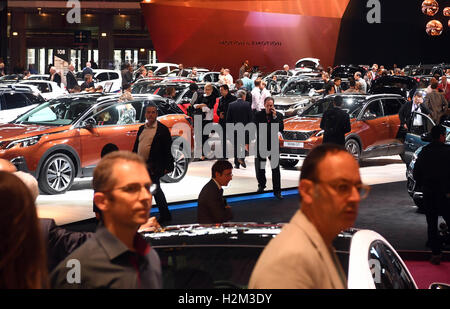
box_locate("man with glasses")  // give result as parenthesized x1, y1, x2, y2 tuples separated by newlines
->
(133, 103, 174, 224)
(250, 144, 369, 289)
(197, 160, 234, 224)
(51, 151, 162, 288)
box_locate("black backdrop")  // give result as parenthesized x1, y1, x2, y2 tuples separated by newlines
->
(335, 0, 450, 67)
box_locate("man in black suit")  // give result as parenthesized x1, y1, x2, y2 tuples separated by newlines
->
(226, 90, 253, 168)
(66, 64, 78, 93)
(217, 84, 236, 158)
(133, 103, 174, 224)
(49, 66, 62, 88)
(399, 92, 430, 136)
(254, 97, 284, 200)
(333, 77, 342, 93)
(320, 95, 351, 146)
(177, 63, 188, 77)
(197, 160, 233, 224)
(413, 125, 450, 265)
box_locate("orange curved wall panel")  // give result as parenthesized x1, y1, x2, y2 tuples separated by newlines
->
(141, 0, 351, 74)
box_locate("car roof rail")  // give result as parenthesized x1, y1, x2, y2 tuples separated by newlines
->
(0, 84, 34, 91)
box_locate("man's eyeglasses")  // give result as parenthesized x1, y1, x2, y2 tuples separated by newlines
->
(315, 180, 370, 199)
(104, 183, 158, 195)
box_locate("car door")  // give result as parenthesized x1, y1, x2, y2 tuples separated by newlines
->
(347, 230, 417, 289)
(0, 92, 35, 123)
(108, 72, 121, 93)
(403, 112, 435, 163)
(381, 97, 405, 155)
(94, 72, 109, 91)
(357, 99, 390, 157)
(78, 101, 143, 169)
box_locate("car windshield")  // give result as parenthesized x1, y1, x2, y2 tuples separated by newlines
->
(300, 96, 365, 118)
(282, 80, 323, 95)
(332, 67, 364, 78)
(14, 97, 95, 126)
(373, 78, 414, 90)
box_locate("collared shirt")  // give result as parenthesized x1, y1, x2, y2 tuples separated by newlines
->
(411, 103, 423, 126)
(137, 121, 157, 161)
(251, 87, 263, 111)
(50, 225, 162, 289)
(212, 178, 222, 190)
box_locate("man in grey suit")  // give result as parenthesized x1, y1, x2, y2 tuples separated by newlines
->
(197, 160, 234, 224)
(249, 144, 370, 289)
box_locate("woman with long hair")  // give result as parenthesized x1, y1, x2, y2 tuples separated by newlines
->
(0, 171, 47, 288)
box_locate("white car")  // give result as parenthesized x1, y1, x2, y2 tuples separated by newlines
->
(0, 84, 46, 123)
(27, 74, 50, 81)
(144, 224, 448, 289)
(19, 80, 67, 100)
(139, 63, 179, 77)
(76, 69, 122, 93)
(295, 57, 321, 71)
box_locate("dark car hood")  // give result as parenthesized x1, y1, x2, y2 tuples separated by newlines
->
(0, 123, 69, 141)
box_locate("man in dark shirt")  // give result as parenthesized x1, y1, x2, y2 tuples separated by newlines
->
(217, 84, 236, 159)
(81, 62, 94, 80)
(80, 74, 95, 92)
(320, 96, 351, 146)
(121, 63, 133, 87)
(50, 151, 162, 288)
(413, 125, 450, 265)
(197, 160, 233, 223)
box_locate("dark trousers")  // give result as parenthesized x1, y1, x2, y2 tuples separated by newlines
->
(424, 192, 450, 255)
(255, 156, 281, 193)
(150, 173, 171, 221)
(411, 125, 425, 135)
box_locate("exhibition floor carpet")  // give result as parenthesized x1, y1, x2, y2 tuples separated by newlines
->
(39, 155, 407, 225)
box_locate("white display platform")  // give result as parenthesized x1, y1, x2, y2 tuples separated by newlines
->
(36, 156, 407, 225)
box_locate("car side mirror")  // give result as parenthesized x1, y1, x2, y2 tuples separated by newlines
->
(421, 132, 432, 142)
(181, 97, 191, 104)
(82, 117, 97, 129)
(429, 283, 450, 289)
(363, 113, 376, 121)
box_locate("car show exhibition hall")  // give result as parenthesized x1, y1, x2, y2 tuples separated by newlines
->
(0, 0, 449, 291)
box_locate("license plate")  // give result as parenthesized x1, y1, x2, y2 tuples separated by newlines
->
(284, 142, 304, 148)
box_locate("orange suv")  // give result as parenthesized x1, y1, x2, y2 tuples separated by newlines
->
(279, 94, 406, 168)
(0, 93, 194, 194)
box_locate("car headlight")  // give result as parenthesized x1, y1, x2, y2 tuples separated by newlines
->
(5, 136, 42, 149)
(315, 130, 324, 137)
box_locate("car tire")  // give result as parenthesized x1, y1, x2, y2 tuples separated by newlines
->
(345, 138, 361, 161)
(280, 159, 299, 169)
(399, 152, 409, 164)
(161, 138, 189, 183)
(38, 153, 75, 195)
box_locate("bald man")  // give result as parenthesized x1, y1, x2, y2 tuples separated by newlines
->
(0, 159, 17, 173)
